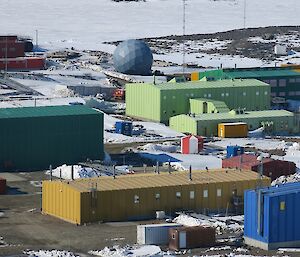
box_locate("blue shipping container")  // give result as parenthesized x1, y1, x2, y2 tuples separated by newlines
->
(244, 182, 300, 250)
(226, 145, 244, 158)
(115, 121, 133, 136)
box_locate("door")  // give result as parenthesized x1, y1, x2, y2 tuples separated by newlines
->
(179, 231, 186, 249)
(203, 102, 208, 113)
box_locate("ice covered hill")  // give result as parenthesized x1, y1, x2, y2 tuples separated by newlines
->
(1, 0, 299, 51)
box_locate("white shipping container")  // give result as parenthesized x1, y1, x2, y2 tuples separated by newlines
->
(137, 223, 182, 245)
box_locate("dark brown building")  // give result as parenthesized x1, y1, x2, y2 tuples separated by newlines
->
(222, 154, 296, 181)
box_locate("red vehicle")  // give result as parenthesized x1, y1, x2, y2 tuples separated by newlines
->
(112, 88, 125, 100)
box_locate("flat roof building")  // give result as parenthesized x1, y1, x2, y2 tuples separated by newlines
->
(169, 109, 295, 136)
(126, 79, 270, 123)
(42, 169, 270, 224)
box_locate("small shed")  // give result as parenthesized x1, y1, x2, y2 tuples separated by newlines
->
(181, 135, 204, 154)
(218, 122, 248, 138)
(115, 121, 133, 136)
(222, 154, 296, 181)
(244, 182, 300, 250)
(0, 177, 6, 194)
(226, 146, 244, 159)
(169, 226, 216, 250)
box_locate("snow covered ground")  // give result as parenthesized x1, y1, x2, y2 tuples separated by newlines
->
(104, 114, 184, 144)
(1, 0, 299, 51)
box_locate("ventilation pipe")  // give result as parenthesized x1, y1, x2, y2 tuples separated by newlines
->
(189, 165, 192, 181)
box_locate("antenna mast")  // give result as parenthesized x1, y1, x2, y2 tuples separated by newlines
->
(182, 0, 186, 73)
(243, 0, 247, 29)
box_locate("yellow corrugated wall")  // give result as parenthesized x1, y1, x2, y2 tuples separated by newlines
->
(43, 176, 271, 224)
(42, 181, 81, 224)
(191, 72, 199, 81)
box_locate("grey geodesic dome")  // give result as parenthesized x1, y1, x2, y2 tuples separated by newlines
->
(113, 39, 153, 75)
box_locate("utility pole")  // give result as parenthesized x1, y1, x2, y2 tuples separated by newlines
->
(36, 29, 39, 49)
(5, 36, 8, 79)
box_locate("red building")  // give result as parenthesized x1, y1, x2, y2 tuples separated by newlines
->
(0, 57, 45, 70)
(0, 41, 25, 58)
(181, 135, 204, 154)
(222, 154, 296, 181)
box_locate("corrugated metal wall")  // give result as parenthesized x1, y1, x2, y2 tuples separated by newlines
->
(43, 176, 270, 224)
(126, 81, 270, 124)
(0, 107, 104, 171)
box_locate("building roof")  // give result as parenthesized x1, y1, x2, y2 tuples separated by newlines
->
(53, 169, 269, 193)
(132, 79, 268, 91)
(172, 110, 293, 121)
(0, 105, 101, 119)
(224, 154, 295, 167)
(224, 154, 273, 168)
(224, 69, 300, 79)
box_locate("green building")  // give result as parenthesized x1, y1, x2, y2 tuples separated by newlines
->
(126, 79, 271, 123)
(191, 66, 300, 101)
(0, 105, 104, 171)
(169, 109, 295, 136)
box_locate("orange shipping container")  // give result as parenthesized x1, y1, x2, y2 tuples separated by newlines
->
(218, 122, 248, 138)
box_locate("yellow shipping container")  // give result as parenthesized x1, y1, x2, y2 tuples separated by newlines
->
(42, 169, 270, 224)
(218, 122, 248, 138)
(190, 72, 199, 81)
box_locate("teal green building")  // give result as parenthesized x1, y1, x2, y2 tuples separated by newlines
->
(0, 105, 104, 171)
(191, 66, 300, 101)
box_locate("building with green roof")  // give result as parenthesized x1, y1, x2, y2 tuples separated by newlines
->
(126, 79, 270, 123)
(0, 105, 104, 171)
(169, 109, 295, 136)
(191, 66, 300, 101)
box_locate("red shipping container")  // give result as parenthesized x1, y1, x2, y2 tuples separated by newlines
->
(222, 154, 296, 181)
(0, 177, 6, 194)
(0, 41, 25, 58)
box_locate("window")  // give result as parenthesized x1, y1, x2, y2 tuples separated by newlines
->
(203, 189, 208, 198)
(296, 91, 300, 96)
(134, 195, 139, 204)
(269, 79, 277, 87)
(289, 91, 295, 96)
(280, 201, 285, 211)
(163, 96, 167, 100)
(221, 93, 225, 97)
(256, 91, 260, 96)
(279, 79, 286, 87)
(190, 93, 194, 97)
(264, 91, 268, 95)
(279, 92, 286, 96)
(295, 78, 300, 82)
(217, 189, 222, 197)
(289, 78, 296, 83)
(243, 92, 246, 96)
(271, 92, 276, 97)
(176, 192, 181, 199)
(225, 93, 229, 97)
(172, 95, 176, 99)
(208, 93, 211, 98)
(204, 94, 207, 98)
(190, 191, 195, 200)
(155, 193, 160, 200)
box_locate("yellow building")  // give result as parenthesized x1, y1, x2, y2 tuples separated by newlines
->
(42, 170, 270, 224)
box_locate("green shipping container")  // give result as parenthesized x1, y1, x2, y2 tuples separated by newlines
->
(0, 105, 104, 171)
